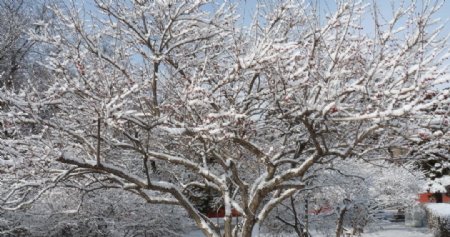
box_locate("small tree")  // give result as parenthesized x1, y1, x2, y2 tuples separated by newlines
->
(1, 1, 449, 236)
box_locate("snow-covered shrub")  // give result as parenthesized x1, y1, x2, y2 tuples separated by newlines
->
(425, 203, 450, 237)
(0, 188, 188, 237)
(48, 218, 110, 237)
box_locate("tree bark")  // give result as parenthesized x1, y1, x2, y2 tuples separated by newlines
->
(335, 206, 347, 237)
(240, 218, 257, 237)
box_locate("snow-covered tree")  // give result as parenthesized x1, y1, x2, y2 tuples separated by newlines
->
(1, 0, 449, 236)
(0, 0, 29, 89)
(408, 115, 450, 193)
(383, 93, 449, 193)
(0, 0, 51, 90)
(263, 160, 425, 237)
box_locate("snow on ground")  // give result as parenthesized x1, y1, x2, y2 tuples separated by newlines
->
(184, 223, 432, 237)
(360, 223, 432, 237)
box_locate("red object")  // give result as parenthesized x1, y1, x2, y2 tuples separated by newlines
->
(308, 204, 333, 215)
(418, 193, 450, 203)
(206, 207, 241, 218)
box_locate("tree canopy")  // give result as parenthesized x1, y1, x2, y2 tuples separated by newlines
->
(1, 1, 449, 236)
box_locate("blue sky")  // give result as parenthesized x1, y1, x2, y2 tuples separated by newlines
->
(236, 0, 450, 36)
(81, 0, 450, 35)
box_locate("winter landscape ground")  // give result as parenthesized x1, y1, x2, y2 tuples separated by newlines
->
(184, 222, 433, 237)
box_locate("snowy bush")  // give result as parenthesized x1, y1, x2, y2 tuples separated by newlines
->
(425, 203, 450, 237)
(0, 188, 188, 237)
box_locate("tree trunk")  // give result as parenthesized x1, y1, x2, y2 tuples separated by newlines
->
(224, 216, 232, 237)
(335, 206, 347, 237)
(240, 218, 257, 237)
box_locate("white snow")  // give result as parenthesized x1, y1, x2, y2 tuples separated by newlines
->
(251, 222, 260, 237)
(356, 224, 432, 237)
(427, 175, 450, 193)
(425, 203, 450, 218)
(184, 223, 432, 237)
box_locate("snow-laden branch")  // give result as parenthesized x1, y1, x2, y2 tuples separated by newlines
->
(2, 0, 449, 236)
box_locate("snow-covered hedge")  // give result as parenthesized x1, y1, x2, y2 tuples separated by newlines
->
(425, 203, 450, 237)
